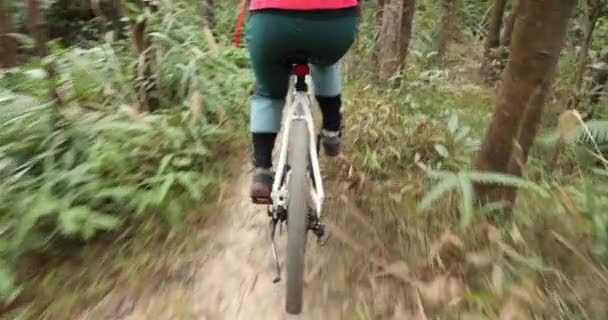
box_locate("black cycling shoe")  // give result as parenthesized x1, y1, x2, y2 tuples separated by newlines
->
(320, 129, 341, 157)
(250, 167, 274, 204)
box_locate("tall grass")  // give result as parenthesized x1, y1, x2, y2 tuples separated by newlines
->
(334, 2, 608, 319)
(0, 1, 251, 303)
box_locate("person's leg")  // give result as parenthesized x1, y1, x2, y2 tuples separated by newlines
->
(245, 7, 358, 200)
(245, 11, 293, 200)
(311, 63, 343, 156)
(302, 8, 358, 156)
(312, 63, 342, 131)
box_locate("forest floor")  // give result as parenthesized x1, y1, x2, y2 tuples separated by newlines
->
(82, 165, 302, 319)
(4, 27, 606, 318)
(69, 168, 339, 320)
(78, 165, 392, 320)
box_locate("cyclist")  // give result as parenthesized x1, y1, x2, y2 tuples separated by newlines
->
(245, 0, 360, 202)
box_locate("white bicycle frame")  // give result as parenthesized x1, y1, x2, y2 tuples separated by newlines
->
(270, 73, 325, 219)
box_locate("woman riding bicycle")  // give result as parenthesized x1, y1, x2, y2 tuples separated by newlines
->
(246, 0, 360, 202)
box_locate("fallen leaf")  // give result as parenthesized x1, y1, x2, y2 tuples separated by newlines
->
(487, 225, 501, 242)
(415, 275, 464, 308)
(430, 230, 466, 268)
(558, 110, 581, 144)
(466, 250, 492, 268)
(190, 91, 203, 120)
(510, 224, 524, 244)
(498, 299, 527, 320)
(492, 265, 504, 297)
(203, 26, 219, 56)
(376, 260, 410, 283)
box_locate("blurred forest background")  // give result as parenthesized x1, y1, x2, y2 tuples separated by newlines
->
(1, 0, 608, 319)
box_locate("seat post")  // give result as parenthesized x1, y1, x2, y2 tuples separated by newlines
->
(293, 64, 310, 92)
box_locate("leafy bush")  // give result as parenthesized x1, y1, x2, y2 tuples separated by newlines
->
(344, 69, 484, 179)
(418, 170, 550, 227)
(460, 0, 492, 39)
(0, 1, 251, 303)
(340, 4, 608, 315)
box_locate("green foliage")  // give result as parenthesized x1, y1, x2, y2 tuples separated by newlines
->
(2, 0, 607, 317)
(340, 3, 608, 318)
(418, 170, 550, 227)
(460, 0, 492, 39)
(582, 174, 608, 257)
(541, 118, 608, 165)
(147, 2, 251, 113)
(0, 0, 250, 303)
(594, 16, 608, 49)
(344, 67, 486, 180)
(572, 119, 608, 146)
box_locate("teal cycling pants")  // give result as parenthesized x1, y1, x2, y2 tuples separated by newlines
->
(245, 8, 358, 133)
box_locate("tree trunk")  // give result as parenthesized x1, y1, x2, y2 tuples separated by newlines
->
(377, 0, 416, 81)
(91, 0, 126, 36)
(378, 0, 403, 80)
(202, 0, 215, 28)
(376, 0, 386, 29)
(0, 1, 17, 68)
(436, 0, 458, 62)
(400, 0, 416, 67)
(486, 0, 507, 52)
(26, 0, 62, 108)
(372, 0, 386, 66)
(481, 0, 507, 81)
(501, 0, 520, 47)
(126, 0, 156, 113)
(110, 0, 126, 37)
(26, 0, 49, 57)
(571, 1, 601, 110)
(80, 0, 91, 18)
(475, 0, 574, 205)
(376, 0, 416, 81)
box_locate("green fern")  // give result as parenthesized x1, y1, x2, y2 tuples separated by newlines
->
(582, 176, 608, 257)
(538, 120, 608, 149)
(458, 173, 475, 227)
(566, 121, 608, 167)
(417, 173, 459, 211)
(573, 120, 608, 147)
(418, 170, 549, 227)
(0, 0, 250, 303)
(460, 171, 550, 197)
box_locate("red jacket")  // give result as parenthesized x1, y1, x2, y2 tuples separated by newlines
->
(250, 0, 358, 10)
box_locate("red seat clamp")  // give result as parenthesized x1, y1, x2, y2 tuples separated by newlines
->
(293, 64, 310, 77)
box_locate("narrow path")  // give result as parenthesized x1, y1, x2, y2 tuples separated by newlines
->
(85, 166, 335, 320)
(189, 166, 296, 320)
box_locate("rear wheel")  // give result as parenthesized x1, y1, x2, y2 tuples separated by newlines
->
(285, 120, 310, 314)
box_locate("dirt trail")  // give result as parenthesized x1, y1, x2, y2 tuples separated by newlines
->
(189, 166, 309, 320)
(85, 167, 336, 320)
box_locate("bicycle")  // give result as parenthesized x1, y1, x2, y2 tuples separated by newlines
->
(251, 57, 328, 315)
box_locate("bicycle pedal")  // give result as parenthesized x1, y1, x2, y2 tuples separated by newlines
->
(252, 196, 272, 205)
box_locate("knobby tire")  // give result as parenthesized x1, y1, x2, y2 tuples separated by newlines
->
(285, 119, 310, 314)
